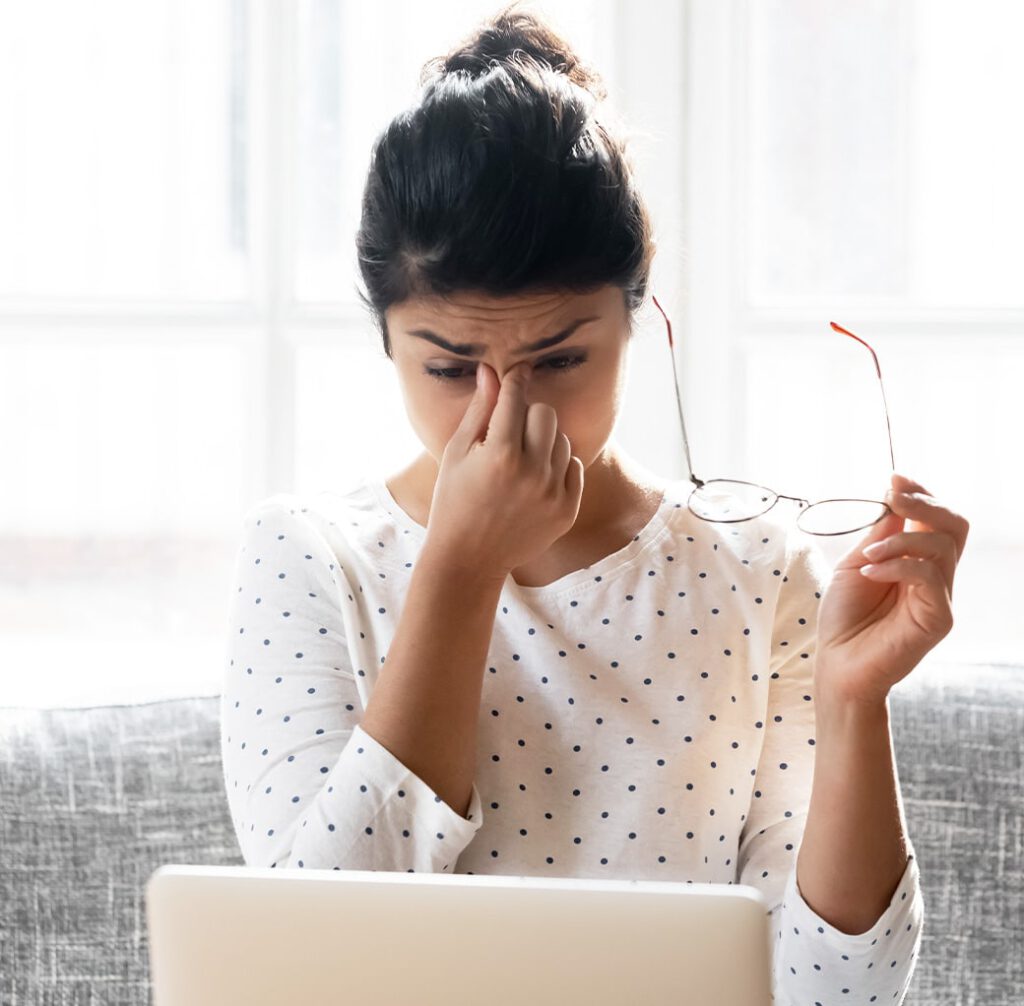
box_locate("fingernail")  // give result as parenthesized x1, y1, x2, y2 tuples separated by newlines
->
(862, 540, 885, 558)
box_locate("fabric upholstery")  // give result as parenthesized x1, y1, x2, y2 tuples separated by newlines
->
(0, 662, 1021, 1004)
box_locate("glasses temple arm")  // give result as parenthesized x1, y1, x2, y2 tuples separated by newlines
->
(652, 295, 703, 489)
(829, 322, 896, 474)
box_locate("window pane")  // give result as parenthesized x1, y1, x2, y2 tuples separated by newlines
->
(907, 0, 1024, 307)
(293, 0, 615, 304)
(0, 338, 251, 706)
(745, 0, 1024, 308)
(736, 330, 897, 505)
(0, 0, 249, 303)
(740, 330, 1016, 538)
(293, 333, 421, 494)
(738, 329, 1022, 665)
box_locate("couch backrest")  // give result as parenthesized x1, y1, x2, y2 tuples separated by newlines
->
(1, 661, 1021, 1004)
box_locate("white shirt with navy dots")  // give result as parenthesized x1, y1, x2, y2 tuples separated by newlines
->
(221, 474, 923, 1004)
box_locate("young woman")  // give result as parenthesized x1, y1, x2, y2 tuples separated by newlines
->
(220, 5, 969, 1002)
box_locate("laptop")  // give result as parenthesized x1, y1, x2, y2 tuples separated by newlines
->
(146, 864, 774, 1005)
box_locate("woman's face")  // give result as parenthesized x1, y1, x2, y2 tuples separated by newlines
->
(385, 284, 632, 470)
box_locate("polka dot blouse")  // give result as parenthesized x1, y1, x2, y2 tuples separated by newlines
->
(220, 474, 924, 1004)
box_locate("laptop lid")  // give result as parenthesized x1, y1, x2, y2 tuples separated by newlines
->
(146, 864, 773, 1006)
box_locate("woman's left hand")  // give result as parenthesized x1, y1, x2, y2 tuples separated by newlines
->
(814, 471, 970, 708)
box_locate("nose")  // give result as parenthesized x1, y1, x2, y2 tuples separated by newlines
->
(501, 360, 532, 383)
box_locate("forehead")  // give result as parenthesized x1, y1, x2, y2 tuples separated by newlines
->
(389, 284, 624, 332)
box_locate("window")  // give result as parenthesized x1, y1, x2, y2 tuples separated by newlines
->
(0, 0, 631, 706)
(682, 0, 1020, 666)
(2, 1, 1013, 706)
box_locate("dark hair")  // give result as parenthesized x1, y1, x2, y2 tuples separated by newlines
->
(354, 1, 656, 358)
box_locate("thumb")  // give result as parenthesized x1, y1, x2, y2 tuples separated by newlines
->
(450, 360, 498, 451)
(856, 485, 904, 540)
(864, 505, 905, 546)
(842, 497, 904, 569)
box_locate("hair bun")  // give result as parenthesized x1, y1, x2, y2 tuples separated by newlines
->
(422, 2, 607, 101)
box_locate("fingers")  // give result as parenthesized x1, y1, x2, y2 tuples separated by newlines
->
(486, 360, 534, 450)
(550, 430, 573, 474)
(885, 475, 970, 561)
(858, 469, 970, 598)
(450, 358, 500, 452)
(861, 529, 957, 565)
(450, 360, 574, 484)
(858, 556, 955, 633)
(891, 471, 932, 495)
(861, 529, 959, 594)
(523, 400, 559, 461)
(844, 506, 904, 566)
(564, 454, 585, 506)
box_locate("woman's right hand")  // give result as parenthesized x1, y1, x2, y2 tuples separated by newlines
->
(422, 359, 585, 582)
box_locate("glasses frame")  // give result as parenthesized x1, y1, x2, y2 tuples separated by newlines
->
(650, 295, 896, 537)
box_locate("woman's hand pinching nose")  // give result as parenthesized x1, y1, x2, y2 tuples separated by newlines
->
(427, 348, 584, 583)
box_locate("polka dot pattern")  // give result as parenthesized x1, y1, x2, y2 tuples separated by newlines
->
(220, 479, 923, 1003)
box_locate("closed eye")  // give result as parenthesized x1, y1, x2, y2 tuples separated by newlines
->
(424, 352, 588, 383)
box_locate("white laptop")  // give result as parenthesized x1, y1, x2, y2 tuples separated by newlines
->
(146, 864, 773, 1005)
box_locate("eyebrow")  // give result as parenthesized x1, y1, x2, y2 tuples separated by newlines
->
(405, 315, 601, 358)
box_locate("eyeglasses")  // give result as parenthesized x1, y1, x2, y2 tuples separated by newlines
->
(650, 295, 895, 537)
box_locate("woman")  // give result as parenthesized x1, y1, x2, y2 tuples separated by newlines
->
(220, 5, 969, 1003)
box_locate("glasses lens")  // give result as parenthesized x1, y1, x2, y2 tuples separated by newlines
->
(688, 480, 777, 522)
(797, 499, 889, 535)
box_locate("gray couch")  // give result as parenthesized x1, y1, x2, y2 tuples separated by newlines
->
(1, 662, 1021, 1005)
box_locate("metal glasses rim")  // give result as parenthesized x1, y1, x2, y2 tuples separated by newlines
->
(687, 479, 894, 536)
(690, 477, 893, 508)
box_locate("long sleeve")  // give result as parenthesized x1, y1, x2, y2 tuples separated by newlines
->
(736, 530, 924, 1005)
(219, 495, 484, 872)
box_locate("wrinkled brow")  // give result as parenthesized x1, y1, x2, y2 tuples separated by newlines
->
(405, 316, 600, 358)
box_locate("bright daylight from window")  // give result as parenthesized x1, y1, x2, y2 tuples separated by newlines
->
(0, 0, 1020, 708)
